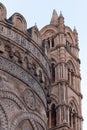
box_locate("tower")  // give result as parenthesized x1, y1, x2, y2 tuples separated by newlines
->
(40, 10, 83, 130)
(0, 2, 83, 130)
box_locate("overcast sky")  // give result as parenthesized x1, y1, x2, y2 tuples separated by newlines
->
(0, 0, 87, 129)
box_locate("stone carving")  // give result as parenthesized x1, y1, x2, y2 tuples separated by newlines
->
(0, 25, 50, 76)
(4, 99, 15, 110)
(10, 112, 46, 130)
(36, 122, 44, 130)
(0, 90, 26, 111)
(0, 56, 46, 107)
(23, 88, 36, 110)
(32, 62, 37, 76)
(22, 124, 31, 130)
(0, 105, 8, 130)
(5, 44, 14, 58)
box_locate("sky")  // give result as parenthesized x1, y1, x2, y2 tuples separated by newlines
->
(0, 0, 87, 129)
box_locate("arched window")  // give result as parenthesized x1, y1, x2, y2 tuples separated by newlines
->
(51, 63, 55, 83)
(51, 104, 56, 127)
(69, 101, 78, 130)
(67, 61, 75, 87)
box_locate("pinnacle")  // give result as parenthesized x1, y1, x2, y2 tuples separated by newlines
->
(73, 26, 77, 33)
(50, 9, 58, 25)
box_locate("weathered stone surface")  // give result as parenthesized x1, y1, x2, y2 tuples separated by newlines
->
(0, 2, 82, 130)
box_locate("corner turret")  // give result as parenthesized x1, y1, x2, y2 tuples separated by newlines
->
(58, 11, 65, 33)
(73, 26, 78, 44)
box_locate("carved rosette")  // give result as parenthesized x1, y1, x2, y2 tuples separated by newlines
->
(23, 88, 36, 110)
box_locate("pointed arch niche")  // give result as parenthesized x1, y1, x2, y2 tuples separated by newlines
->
(67, 60, 76, 88)
(50, 58, 57, 83)
(47, 98, 57, 129)
(69, 100, 79, 130)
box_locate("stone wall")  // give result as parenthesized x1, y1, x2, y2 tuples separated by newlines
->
(0, 3, 50, 130)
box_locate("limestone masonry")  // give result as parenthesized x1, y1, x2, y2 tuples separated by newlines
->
(0, 3, 83, 130)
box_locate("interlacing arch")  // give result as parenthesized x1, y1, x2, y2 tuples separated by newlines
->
(0, 90, 26, 111)
(0, 104, 8, 130)
(10, 112, 47, 130)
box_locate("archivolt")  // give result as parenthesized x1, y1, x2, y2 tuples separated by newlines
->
(0, 90, 26, 111)
(0, 103, 8, 130)
(10, 111, 47, 130)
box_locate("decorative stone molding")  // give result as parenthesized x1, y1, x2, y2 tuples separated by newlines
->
(10, 13, 27, 32)
(0, 104, 8, 130)
(0, 90, 26, 111)
(10, 112, 47, 130)
(0, 56, 46, 107)
(0, 24, 50, 77)
(23, 88, 36, 110)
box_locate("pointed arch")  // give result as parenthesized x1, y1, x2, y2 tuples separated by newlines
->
(66, 56, 79, 75)
(50, 58, 57, 83)
(40, 24, 58, 38)
(67, 60, 76, 87)
(51, 103, 56, 127)
(10, 112, 37, 130)
(67, 60, 76, 73)
(47, 96, 57, 128)
(40, 25, 58, 50)
(69, 96, 80, 114)
(65, 26, 76, 45)
(69, 99, 79, 129)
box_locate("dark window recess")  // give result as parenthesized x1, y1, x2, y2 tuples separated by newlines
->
(52, 38, 54, 47)
(48, 39, 50, 48)
(42, 40, 45, 49)
(51, 104, 56, 127)
(51, 63, 55, 82)
(42, 40, 45, 53)
(69, 107, 72, 127)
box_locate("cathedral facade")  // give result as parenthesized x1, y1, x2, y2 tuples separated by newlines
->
(0, 3, 83, 130)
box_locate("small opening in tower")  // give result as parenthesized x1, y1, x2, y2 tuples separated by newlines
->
(51, 63, 55, 83)
(51, 104, 56, 127)
(52, 37, 55, 47)
(48, 38, 50, 48)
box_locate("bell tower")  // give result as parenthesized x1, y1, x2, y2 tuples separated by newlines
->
(40, 10, 83, 130)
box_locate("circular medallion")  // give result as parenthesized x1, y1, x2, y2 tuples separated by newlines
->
(23, 88, 35, 110)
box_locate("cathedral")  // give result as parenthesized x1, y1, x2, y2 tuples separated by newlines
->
(0, 3, 83, 130)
